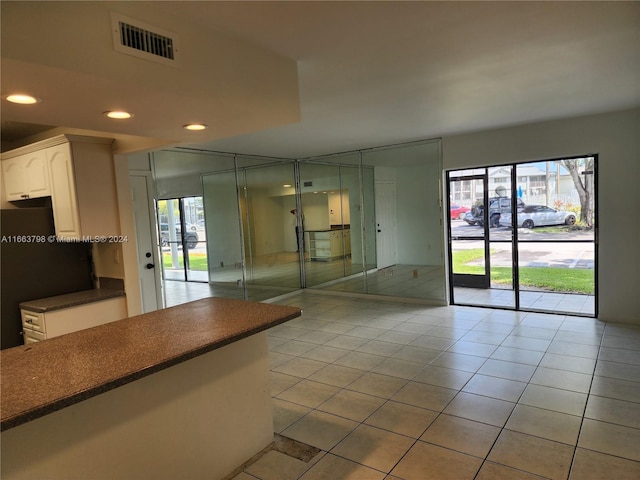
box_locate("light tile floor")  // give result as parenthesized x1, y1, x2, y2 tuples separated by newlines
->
(453, 286, 595, 317)
(240, 292, 638, 480)
(164, 283, 638, 479)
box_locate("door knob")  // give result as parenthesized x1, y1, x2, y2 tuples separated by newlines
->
(145, 263, 155, 269)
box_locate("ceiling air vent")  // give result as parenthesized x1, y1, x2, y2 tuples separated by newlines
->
(111, 13, 180, 67)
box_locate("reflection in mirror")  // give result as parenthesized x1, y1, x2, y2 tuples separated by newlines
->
(202, 168, 245, 297)
(299, 161, 355, 289)
(319, 139, 447, 302)
(155, 139, 446, 306)
(238, 159, 300, 294)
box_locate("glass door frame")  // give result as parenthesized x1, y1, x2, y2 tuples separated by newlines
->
(447, 172, 493, 290)
(157, 196, 206, 283)
(447, 156, 598, 317)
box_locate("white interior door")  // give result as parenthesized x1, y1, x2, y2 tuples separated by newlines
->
(375, 181, 397, 269)
(130, 174, 162, 312)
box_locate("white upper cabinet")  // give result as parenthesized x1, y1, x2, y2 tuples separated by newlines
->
(47, 143, 82, 238)
(2, 135, 119, 239)
(1, 150, 50, 201)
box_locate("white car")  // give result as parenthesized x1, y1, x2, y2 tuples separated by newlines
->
(500, 205, 577, 229)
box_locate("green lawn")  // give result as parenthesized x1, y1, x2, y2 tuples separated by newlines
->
(163, 253, 208, 271)
(453, 249, 594, 294)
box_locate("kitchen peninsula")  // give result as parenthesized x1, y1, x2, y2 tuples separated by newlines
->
(1, 297, 302, 480)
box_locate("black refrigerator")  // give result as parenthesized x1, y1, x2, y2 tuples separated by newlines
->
(1, 207, 94, 349)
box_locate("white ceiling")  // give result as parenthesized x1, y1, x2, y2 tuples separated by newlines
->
(2, 1, 639, 158)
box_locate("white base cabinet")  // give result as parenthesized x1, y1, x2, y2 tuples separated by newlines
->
(308, 229, 351, 261)
(21, 297, 127, 343)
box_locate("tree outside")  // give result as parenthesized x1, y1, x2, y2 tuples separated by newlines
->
(561, 157, 595, 227)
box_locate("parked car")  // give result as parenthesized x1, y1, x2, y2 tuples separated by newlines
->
(450, 205, 470, 220)
(464, 196, 525, 227)
(159, 223, 199, 249)
(500, 205, 577, 229)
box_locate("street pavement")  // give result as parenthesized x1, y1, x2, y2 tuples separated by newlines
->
(450, 220, 595, 269)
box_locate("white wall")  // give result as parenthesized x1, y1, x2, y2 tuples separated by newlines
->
(443, 108, 640, 324)
(301, 193, 331, 231)
(247, 189, 287, 256)
(202, 174, 243, 272)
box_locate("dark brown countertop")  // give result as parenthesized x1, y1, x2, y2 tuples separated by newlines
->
(19, 288, 126, 313)
(1, 297, 302, 431)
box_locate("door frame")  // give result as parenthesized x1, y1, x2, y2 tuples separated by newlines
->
(375, 180, 397, 269)
(447, 172, 492, 289)
(157, 196, 207, 283)
(130, 172, 163, 312)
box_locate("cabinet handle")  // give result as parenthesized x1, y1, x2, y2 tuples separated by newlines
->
(26, 318, 34, 324)
(20, 194, 29, 199)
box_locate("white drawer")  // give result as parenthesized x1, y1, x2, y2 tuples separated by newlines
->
(21, 310, 46, 333)
(23, 328, 46, 343)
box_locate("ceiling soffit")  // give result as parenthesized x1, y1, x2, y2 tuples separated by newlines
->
(0, 1, 301, 152)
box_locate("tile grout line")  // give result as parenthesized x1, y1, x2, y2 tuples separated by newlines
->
(266, 295, 619, 479)
(469, 312, 546, 480)
(564, 316, 607, 480)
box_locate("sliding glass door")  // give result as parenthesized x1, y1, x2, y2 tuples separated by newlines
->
(157, 196, 207, 282)
(447, 157, 596, 316)
(514, 158, 596, 315)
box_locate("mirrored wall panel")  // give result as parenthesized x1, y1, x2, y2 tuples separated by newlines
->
(359, 140, 446, 301)
(236, 157, 301, 297)
(152, 139, 446, 305)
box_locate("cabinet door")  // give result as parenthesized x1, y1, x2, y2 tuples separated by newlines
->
(24, 150, 50, 197)
(2, 151, 50, 201)
(47, 144, 82, 239)
(21, 310, 46, 333)
(1, 157, 27, 201)
(330, 231, 343, 256)
(23, 329, 46, 344)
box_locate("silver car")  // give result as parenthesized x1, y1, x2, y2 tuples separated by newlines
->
(500, 205, 577, 229)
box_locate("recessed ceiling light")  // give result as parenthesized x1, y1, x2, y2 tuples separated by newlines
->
(283, 184, 292, 188)
(183, 123, 207, 131)
(5, 94, 40, 105)
(104, 110, 133, 119)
